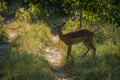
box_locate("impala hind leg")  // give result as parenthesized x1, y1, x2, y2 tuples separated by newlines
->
(82, 41, 96, 58)
(81, 42, 90, 58)
(89, 42, 96, 58)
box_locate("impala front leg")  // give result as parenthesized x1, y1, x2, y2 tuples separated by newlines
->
(67, 44, 74, 62)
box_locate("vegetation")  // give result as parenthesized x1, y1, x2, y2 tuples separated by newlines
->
(0, 0, 120, 80)
(2, 22, 54, 80)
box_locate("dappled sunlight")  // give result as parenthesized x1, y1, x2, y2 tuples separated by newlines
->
(44, 47, 65, 67)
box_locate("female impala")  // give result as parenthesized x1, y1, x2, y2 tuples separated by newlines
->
(56, 22, 96, 62)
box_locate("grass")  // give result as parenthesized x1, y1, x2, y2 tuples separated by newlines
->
(1, 21, 54, 80)
(72, 54, 120, 80)
(0, 19, 120, 80)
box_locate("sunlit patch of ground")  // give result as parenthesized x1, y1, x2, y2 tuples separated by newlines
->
(44, 47, 64, 66)
(44, 35, 80, 80)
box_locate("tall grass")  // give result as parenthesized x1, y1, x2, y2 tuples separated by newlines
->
(2, 21, 54, 80)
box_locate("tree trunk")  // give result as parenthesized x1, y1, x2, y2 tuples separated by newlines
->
(79, 7, 82, 29)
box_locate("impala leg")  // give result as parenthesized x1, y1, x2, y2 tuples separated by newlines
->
(89, 36, 96, 58)
(81, 49, 90, 58)
(67, 44, 73, 62)
(81, 42, 90, 58)
(83, 41, 96, 58)
(89, 41, 96, 58)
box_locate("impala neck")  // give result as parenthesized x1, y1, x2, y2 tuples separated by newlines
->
(58, 28, 64, 40)
(57, 22, 66, 41)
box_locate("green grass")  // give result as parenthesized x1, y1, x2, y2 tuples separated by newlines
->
(1, 19, 120, 80)
(1, 21, 54, 80)
(65, 42, 120, 80)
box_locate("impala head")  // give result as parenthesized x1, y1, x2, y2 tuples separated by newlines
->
(53, 22, 66, 33)
(54, 22, 66, 34)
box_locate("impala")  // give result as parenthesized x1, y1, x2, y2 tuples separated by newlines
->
(55, 22, 96, 62)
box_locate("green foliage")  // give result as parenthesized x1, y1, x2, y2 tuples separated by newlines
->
(0, 1, 7, 13)
(15, 3, 50, 22)
(2, 0, 120, 26)
(15, 8, 30, 21)
(0, 26, 8, 42)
